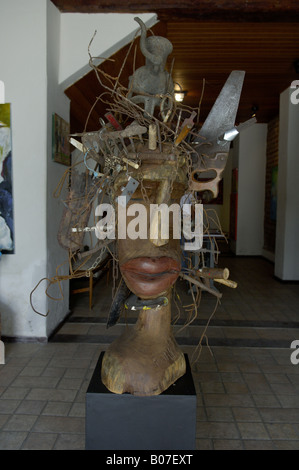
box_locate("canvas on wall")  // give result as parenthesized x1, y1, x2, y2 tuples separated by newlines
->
(0, 103, 14, 254)
(52, 113, 71, 166)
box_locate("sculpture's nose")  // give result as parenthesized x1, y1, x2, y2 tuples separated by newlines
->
(149, 180, 171, 247)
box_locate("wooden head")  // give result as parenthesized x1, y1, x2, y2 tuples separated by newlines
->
(113, 142, 188, 299)
(101, 143, 188, 395)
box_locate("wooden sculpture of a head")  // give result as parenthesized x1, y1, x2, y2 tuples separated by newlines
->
(101, 141, 189, 396)
(86, 17, 245, 396)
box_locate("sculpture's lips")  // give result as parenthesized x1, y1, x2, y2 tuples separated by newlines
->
(120, 257, 181, 298)
(121, 257, 181, 275)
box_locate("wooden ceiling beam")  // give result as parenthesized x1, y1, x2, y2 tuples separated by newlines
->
(61, 16, 298, 131)
(51, 0, 299, 21)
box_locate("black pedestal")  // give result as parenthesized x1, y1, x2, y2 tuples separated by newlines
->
(85, 352, 197, 450)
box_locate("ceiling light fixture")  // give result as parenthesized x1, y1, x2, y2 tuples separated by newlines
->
(251, 105, 259, 118)
(174, 90, 187, 102)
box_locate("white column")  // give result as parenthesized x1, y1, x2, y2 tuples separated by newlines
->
(275, 87, 299, 280)
(232, 124, 268, 255)
(0, 340, 4, 364)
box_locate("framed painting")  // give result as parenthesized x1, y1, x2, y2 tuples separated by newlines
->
(52, 113, 71, 166)
(0, 103, 14, 254)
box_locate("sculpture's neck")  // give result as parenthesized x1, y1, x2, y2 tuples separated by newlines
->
(101, 290, 186, 396)
(135, 292, 171, 338)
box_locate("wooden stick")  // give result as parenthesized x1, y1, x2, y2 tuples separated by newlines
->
(150, 180, 171, 246)
(69, 137, 85, 153)
(148, 124, 157, 150)
(122, 157, 139, 169)
(198, 267, 230, 280)
(180, 273, 222, 299)
(214, 278, 238, 289)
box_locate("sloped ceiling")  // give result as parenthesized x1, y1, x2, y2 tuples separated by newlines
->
(51, 1, 299, 132)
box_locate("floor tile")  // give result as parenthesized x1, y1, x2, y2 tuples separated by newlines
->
(21, 432, 58, 450)
(242, 373, 273, 394)
(53, 433, 85, 450)
(196, 421, 240, 439)
(25, 388, 77, 402)
(42, 401, 72, 416)
(237, 422, 270, 440)
(205, 407, 234, 422)
(232, 407, 262, 422)
(252, 394, 281, 408)
(0, 431, 28, 450)
(243, 439, 275, 450)
(266, 423, 299, 440)
(196, 438, 213, 450)
(273, 440, 299, 450)
(259, 407, 299, 423)
(15, 400, 46, 415)
(213, 439, 244, 450)
(3, 414, 38, 432)
(33, 415, 85, 434)
(1, 387, 29, 400)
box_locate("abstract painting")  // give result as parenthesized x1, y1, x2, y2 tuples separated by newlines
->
(52, 113, 70, 166)
(0, 103, 14, 254)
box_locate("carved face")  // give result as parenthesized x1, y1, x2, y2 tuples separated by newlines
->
(114, 156, 187, 300)
(118, 201, 182, 299)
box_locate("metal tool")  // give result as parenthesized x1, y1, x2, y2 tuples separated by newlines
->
(125, 294, 168, 311)
(190, 71, 245, 199)
(117, 176, 139, 207)
(106, 278, 130, 328)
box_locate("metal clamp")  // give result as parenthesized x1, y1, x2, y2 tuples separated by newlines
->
(125, 294, 168, 311)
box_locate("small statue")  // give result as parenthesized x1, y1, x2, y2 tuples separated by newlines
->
(127, 17, 174, 117)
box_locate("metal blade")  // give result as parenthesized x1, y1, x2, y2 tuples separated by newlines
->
(193, 70, 245, 156)
(189, 71, 245, 197)
(106, 277, 130, 328)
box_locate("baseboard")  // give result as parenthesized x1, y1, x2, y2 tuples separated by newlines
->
(1, 336, 48, 343)
(274, 275, 299, 285)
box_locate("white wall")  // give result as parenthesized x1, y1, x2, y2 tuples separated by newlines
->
(0, 2, 158, 339)
(275, 87, 299, 280)
(46, 0, 71, 337)
(231, 124, 268, 255)
(0, 0, 49, 338)
(59, 12, 158, 89)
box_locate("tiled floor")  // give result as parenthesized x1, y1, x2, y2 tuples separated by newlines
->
(1, 255, 299, 450)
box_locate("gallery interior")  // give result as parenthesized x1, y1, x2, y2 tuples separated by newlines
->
(1, 0, 299, 451)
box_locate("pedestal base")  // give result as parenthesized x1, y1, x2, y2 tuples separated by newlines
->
(86, 352, 197, 450)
